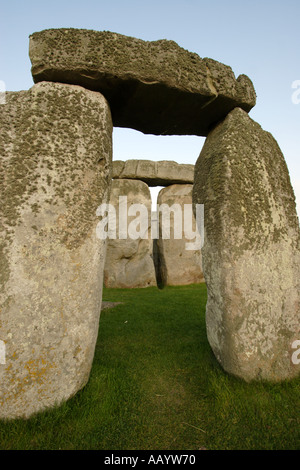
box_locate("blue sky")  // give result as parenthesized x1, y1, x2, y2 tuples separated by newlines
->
(1, 0, 299, 214)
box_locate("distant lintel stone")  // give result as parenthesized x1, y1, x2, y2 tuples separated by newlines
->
(29, 28, 256, 136)
(112, 159, 194, 186)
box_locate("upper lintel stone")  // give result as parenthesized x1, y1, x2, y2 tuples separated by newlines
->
(29, 28, 256, 136)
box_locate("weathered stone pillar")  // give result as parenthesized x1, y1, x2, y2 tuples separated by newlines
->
(157, 184, 204, 286)
(0, 82, 112, 419)
(103, 179, 156, 288)
(193, 107, 300, 382)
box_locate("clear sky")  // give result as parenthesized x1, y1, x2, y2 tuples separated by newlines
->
(1, 0, 299, 215)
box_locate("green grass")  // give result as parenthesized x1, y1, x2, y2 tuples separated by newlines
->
(0, 284, 299, 450)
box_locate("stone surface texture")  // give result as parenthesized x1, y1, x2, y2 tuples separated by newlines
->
(193, 107, 300, 382)
(112, 159, 194, 186)
(0, 82, 112, 419)
(104, 179, 157, 288)
(157, 184, 204, 286)
(29, 28, 256, 136)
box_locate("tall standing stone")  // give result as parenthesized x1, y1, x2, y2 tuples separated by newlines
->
(193, 107, 300, 382)
(157, 184, 204, 286)
(0, 82, 112, 419)
(103, 179, 157, 288)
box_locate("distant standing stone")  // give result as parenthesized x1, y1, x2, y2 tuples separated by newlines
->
(29, 28, 256, 136)
(193, 107, 300, 382)
(157, 184, 204, 286)
(0, 82, 112, 419)
(104, 179, 157, 288)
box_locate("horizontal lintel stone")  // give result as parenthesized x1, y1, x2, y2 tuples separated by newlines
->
(112, 159, 194, 186)
(29, 28, 256, 136)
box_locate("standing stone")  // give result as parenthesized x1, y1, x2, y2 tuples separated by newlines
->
(29, 28, 256, 136)
(104, 179, 157, 288)
(157, 184, 204, 286)
(0, 82, 112, 419)
(193, 107, 300, 382)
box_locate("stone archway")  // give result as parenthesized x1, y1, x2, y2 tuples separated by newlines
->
(0, 28, 299, 420)
(103, 159, 204, 289)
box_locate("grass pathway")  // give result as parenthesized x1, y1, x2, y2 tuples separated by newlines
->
(0, 284, 299, 450)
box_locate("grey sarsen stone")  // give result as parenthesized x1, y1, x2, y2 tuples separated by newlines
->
(0, 82, 112, 418)
(103, 179, 157, 288)
(112, 160, 195, 187)
(29, 28, 256, 136)
(193, 108, 300, 382)
(157, 184, 204, 286)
